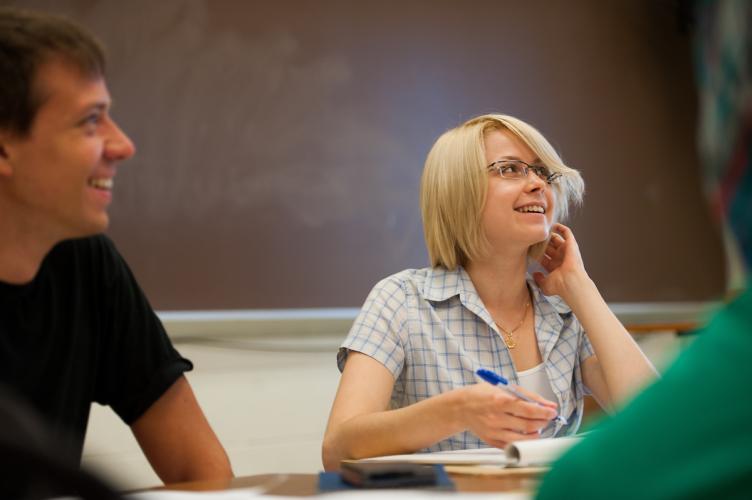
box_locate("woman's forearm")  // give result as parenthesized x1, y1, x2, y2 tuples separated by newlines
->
(322, 389, 465, 471)
(561, 275, 658, 405)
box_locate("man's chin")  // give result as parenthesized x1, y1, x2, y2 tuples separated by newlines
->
(65, 215, 109, 240)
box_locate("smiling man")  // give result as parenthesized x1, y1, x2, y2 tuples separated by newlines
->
(0, 7, 232, 486)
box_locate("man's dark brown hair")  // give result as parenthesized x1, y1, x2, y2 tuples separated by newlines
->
(0, 7, 106, 136)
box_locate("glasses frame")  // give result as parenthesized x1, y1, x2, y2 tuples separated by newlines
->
(486, 159, 562, 184)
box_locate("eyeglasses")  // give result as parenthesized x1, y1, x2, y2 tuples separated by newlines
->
(486, 160, 562, 184)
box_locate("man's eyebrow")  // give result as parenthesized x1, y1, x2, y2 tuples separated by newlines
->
(81, 101, 109, 113)
(74, 102, 109, 123)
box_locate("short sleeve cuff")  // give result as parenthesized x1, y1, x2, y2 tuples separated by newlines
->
(337, 341, 403, 379)
(114, 356, 193, 424)
(580, 331, 595, 360)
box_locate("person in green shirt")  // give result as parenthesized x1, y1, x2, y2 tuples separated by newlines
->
(536, 1, 752, 498)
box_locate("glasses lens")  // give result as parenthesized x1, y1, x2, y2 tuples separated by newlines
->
(491, 161, 559, 182)
(498, 161, 526, 178)
(531, 165, 552, 180)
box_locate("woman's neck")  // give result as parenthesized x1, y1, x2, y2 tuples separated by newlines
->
(465, 249, 530, 310)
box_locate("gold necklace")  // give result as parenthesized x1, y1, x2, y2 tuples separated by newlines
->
(495, 301, 530, 349)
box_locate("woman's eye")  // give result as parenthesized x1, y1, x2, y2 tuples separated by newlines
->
(501, 166, 517, 175)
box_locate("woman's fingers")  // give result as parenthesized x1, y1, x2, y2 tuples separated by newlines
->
(552, 223, 572, 238)
(552, 224, 580, 252)
(548, 232, 564, 248)
(500, 412, 552, 433)
(498, 428, 541, 443)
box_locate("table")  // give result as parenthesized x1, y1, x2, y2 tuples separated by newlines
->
(156, 471, 542, 496)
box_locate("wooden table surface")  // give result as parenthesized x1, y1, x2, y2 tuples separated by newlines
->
(155, 471, 542, 496)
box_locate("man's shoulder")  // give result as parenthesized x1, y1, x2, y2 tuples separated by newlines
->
(44, 235, 126, 291)
(52, 234, 115, 255)
(49, 234, 120, 267)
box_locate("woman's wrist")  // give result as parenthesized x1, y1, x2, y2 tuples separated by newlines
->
(559, 272, 597, 307)
(443, 387, 470, 433)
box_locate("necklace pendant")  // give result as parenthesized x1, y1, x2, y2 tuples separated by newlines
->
(494, 299, 529, 351)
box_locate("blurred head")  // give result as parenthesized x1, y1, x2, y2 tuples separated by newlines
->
(420, 113, 584, 269)
(696, 1, 752, 275)
(0, 7, 106, 138)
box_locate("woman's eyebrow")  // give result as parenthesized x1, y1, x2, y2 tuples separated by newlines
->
(497, 155, 544, 164)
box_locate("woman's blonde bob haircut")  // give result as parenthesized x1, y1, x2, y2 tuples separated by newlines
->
(420, 113, 584, 269)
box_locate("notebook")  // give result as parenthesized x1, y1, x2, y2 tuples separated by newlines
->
(352, 435, 583, 468)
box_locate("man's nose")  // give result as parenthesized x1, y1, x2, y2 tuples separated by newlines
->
(104, 118, 136, 161)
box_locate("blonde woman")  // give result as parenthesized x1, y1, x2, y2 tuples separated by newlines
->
(322, 114, 656, 470)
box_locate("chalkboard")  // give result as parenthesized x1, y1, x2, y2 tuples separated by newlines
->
(7, 0, 725, 309)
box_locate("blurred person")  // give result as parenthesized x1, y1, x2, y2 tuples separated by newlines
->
(537, 0, 752, 498)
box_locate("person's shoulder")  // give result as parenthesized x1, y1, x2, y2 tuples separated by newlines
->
(50, 235, 126, 286)
(717, 287, 752, 329)
(695, 287, 752, 356)
(53, 234, 117, 256)
(370, 268, 432, 295)
(46, 235, 114, 267)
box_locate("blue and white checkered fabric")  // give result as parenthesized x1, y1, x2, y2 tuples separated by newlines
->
(338, 266, 594, 452)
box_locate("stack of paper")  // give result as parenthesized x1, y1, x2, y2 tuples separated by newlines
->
(352, 435, 583, 474)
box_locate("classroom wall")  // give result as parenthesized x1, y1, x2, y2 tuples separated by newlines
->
(3, 0, 726, 310)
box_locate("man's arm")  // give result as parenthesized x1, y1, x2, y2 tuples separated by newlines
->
(131, 375, 233, 484)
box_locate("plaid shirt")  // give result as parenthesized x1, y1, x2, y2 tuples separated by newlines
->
(338, 266, 594, 451)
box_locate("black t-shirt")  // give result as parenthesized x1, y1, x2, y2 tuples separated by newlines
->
(0, 235, 192, 462)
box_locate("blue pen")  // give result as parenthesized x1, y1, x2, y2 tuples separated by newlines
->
(476, 368, 568, 425)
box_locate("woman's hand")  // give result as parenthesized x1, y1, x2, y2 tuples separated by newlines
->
(533, 223, 591, 300)
(532, 226, 659, 409)
(458, 383, 558, 449)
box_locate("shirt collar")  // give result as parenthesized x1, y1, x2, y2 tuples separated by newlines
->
(528, 280, 572, 316)
(421, 266, 471, 302)
(421, 265, 573, 336)
(422, 266, 572, 314)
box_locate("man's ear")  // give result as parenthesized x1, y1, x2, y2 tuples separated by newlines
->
(0, 132, 15, 177)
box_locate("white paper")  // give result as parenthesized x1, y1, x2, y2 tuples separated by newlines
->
(353, 435, 583, 468)
(353, 446, 509, 466)
(126, 488, 263, 499)
(504, 435, 582, 466)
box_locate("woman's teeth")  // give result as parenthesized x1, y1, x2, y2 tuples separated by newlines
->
(516, 205, 545, 213)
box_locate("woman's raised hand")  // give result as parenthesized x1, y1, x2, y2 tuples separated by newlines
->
(533, 223, 590, 300)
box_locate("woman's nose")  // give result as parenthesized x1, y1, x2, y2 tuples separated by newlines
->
(524, 169, 546, 191)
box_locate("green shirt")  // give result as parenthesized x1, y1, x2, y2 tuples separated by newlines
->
(537, 288, 752, 499)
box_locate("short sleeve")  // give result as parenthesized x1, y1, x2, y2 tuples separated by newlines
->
(576, 323, 595, 397)
(579, 328, 595, 361)
(90, 236, 192, 424)
(337, 275, 408, 379)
